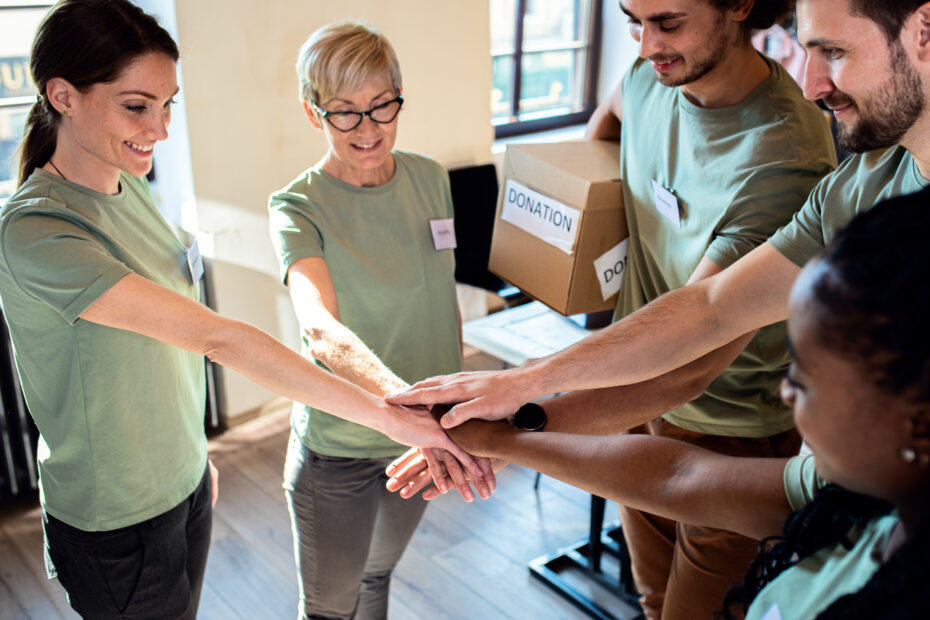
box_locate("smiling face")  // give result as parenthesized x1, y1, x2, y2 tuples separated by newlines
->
(307, 77, 399, 187)
(620, 0, 735, 87)
(56, 52, 178, 194)
(797, 0, 925, 153)
(781, 262, 914, 502)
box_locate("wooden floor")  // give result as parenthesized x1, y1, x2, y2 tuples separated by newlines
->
(0, 353, 641, 619)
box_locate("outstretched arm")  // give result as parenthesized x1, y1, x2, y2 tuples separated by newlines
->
(287, 257, 494, 499)
(388, 243, 800, 428)
(443, 420, 791, 541)
(79, 272, 480, 468)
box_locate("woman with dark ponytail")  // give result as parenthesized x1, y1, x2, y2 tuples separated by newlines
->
(417, 187, 930, 619)
(0, 2, 482, 617)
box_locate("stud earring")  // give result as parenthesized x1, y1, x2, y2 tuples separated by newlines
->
(899, 447, 917, 463)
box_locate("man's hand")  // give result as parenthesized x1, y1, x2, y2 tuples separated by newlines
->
(385, 364, 544, 429)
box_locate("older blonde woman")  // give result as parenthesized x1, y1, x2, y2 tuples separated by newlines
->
(267, 22, 494, 619)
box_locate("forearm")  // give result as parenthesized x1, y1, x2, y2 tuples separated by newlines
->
(205, 315, 397, 432)
(526, 247, 794, 397)
(454, 422, 790, 540)
(304, 314, 407, 397)
(544, 331, 757, 434)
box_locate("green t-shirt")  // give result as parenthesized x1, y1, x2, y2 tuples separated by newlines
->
(769, 145, 928, 267)
(746, 456, 898, 620)
(617, 56, 836, 437)
(268, 151, 461, 458)
(0, 170, 206, 531)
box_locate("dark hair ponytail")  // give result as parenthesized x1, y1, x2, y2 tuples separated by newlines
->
(18, 0, 179, 185)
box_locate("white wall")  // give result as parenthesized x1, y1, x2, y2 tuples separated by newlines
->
(597, 0, 640, 104)
(173, 2, 493, 420)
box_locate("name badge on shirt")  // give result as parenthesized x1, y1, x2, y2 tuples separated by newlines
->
(430, 218, 457, 250)
(186, 239, 204, 284)
(652, 180, 682, 228)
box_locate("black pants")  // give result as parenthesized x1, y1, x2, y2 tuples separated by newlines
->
(44, 463, 213, 620)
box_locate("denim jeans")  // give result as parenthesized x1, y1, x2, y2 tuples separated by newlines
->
(44, 463, 213, 620)
(283, 431, 428, 620)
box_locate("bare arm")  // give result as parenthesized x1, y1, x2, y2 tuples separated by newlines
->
(544, 332, 755, 433)
(545, 257, 757, 433)
(390, 244, 798, 428)
(447, 420, 791, 541)
(288, 257, 407, 396)
(287, 257, 494, 497)
(79, 272, 478, 462)
(584, 79, 623, 140)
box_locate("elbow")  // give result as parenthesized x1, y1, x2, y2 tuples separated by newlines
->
(193, 315, 247, 366)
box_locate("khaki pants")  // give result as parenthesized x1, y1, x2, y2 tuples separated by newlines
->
(620, 418, 801, 620)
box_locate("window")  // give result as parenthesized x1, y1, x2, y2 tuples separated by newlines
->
(491, 0, 601, 137)
(0, 2, 54, 205)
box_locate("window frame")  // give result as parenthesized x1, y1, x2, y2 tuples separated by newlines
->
(493, 0, 602, 138)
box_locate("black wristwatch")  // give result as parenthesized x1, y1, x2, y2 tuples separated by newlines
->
(512, 402, 547, 432)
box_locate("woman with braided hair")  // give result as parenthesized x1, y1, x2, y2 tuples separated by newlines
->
(391, 186, 930, 619)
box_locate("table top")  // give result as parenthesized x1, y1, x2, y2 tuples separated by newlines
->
(462, 301, 594, 367)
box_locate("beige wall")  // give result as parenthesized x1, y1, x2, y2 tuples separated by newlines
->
(174, 2, 494, 419)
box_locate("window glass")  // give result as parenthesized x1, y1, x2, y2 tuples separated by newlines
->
(1, 4, 54, 204)
(491, 0, 598, 136)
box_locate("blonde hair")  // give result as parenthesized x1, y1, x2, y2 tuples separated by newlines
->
(296, 21, 402, 105)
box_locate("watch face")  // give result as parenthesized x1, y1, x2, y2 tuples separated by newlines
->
(514, 403, 546, 431)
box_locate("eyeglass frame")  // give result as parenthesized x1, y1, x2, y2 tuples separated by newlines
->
(309, 95, 404, 132)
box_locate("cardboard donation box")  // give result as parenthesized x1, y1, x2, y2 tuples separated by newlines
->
(489, 140, 628, 316)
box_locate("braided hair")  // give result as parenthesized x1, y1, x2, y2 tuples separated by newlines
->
(721, 186, 930, 619)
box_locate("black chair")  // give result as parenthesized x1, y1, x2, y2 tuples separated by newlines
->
(447, 163, 529, 307)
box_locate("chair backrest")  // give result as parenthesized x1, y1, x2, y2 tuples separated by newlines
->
(448, 163, 507, 292)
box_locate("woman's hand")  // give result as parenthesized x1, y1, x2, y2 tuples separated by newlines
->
(386, 418, 514, 500)
(386, 447, 496, 501)
(379, 403, 492, 484)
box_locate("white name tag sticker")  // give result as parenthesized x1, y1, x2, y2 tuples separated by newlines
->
(186, 239, 204, 284)
(652, 180, 681, 228)
(760, 602, 783, 620)
(593, 238, 629, 301)
(430, 218, 457, 250)
(501, 178, 581, 254)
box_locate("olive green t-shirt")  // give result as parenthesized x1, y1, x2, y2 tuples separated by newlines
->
(0, 170, 206, 531)
(769, 145, 928, 267)
(268, 151, 461, 458)
(745, 456, 898, 620)
(617, 56, 837, 437)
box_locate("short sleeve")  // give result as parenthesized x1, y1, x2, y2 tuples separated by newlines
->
(768, 180, 830, 268)
(1, 212, 131, 323)
(783, 454, 827, 511)
(268, 189, 325, 284)
(705, 165, 827, 270)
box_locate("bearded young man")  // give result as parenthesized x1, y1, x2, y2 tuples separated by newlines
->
(390, 3, 930, 616)
(570, 1, 836, 617)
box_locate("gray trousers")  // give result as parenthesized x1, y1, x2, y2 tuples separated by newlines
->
(283, 431, 428, 620)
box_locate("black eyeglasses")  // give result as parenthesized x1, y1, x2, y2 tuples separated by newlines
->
(310, 95, 404, 132)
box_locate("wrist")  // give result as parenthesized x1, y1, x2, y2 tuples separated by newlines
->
(519, 357, 555, 399)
